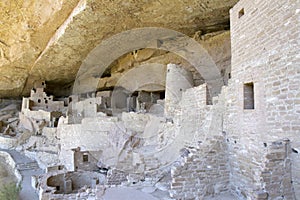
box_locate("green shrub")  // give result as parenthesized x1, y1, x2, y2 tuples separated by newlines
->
(0, 182, 21, 200)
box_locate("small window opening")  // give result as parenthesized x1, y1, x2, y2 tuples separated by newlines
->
(83, 154, 89, 162)
(239, 8, 245, 18)
(56, 186, 60, 191)
(160, 91, 165, 99)
(263, 143, 267, 147)
(45, 100, 48, 104)
(38, 99, 41, 103)
(244, 82, 254, 109)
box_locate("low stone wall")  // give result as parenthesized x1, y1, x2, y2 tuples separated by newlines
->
(0, 151, 22, 184)
(39, 171, 106, 200)
(106, 169, 128, 186)
(0, 131, 32, 149)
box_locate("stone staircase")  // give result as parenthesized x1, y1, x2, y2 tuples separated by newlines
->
(143, 156, 160, 172)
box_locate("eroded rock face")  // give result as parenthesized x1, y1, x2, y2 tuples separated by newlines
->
(0, 0, 81, 97)
(0, 0, 237, 98)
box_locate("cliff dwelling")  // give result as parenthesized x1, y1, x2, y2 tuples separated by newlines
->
(0, 0, 299, 199)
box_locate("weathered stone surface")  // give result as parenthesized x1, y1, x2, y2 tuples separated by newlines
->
(0, 0, 238, 97)
(0, 0, 81, 97)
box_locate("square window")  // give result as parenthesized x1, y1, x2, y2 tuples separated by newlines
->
(239, 8, 245, 18)
(83, 154, 89, 162)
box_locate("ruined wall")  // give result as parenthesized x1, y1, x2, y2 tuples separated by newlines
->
(168, 83, 232, 199)
(260, 140, 294, 200)
(170, 134, 229, 199)
(176, 84, 211, 142)
(28, 89, 64, 112)
(73, 150, 101, 171)
(43, 171, 105, 198)
(70, 97, 102, 118)
(58, 116, 121, 171)
(22, 127, 61, 170)
(224, 0, 299, 198)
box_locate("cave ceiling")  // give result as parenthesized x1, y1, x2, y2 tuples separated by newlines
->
(0, 0, 238, 97)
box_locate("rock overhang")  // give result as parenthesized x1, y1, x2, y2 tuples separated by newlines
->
(0, 0, 239, 98)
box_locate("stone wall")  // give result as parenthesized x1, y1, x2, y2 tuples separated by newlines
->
(0, 131, 32, 149)
(40, 171, 105, 199)
(170, 134, 229, 199)
(58, 116, 121, 171)
(167, 3, 300, 196)
(176, 84, 211, 142)
(224, 0, 299, 198)
(168, 83, 231, 199)
(73, 150, 102, 171)
(260, 140, 294, 200)
(106, 169, 128, 186)
(70, 96, 102, 118)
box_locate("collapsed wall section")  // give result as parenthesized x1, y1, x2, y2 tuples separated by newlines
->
(169, 83, 231, 199)
(170, 134, 230, 199)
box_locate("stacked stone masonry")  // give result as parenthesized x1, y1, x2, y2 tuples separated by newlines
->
(225, 0, 300, 198)
(170, 135, 230, 199)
